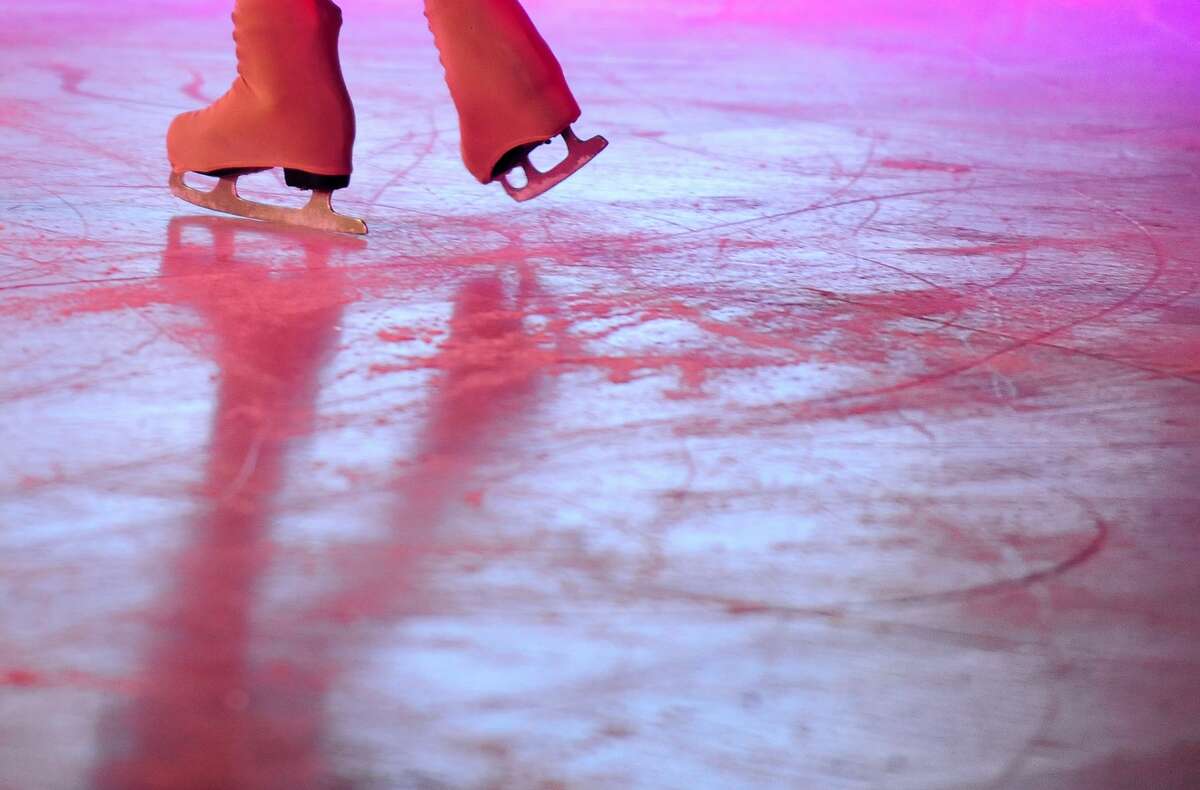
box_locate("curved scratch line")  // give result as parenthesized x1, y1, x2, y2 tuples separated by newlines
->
(649, 517, 1110, 618)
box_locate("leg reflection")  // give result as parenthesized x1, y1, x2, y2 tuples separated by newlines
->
(319, 269, 546, 623)
(93, 217, 350, 790)
(94, 224, 550, 786)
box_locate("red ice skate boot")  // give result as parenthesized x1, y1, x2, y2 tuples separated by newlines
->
(425, 0, 608, 202)
(167, 0, 365, 234)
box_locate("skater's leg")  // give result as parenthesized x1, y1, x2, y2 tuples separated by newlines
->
(424, 0, 607, 200)
(167, 0, 365, 233)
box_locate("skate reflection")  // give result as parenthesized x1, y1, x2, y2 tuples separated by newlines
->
(93, 217, 548, 788)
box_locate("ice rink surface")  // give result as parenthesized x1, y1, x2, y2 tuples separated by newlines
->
(1, 1, 1199, 787)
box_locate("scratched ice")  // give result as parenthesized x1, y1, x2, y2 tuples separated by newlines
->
(1, 2, 1199, 789)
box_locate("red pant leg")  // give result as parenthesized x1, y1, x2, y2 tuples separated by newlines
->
(425, 0, 582, 183)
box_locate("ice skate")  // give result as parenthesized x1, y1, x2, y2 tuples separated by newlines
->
(167, 0, 366, 234)
(425, 0, 608, 202)
(169, 170, 366, 235)
(493, 126, 609, 203)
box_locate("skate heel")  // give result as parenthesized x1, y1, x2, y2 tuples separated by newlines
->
(284, 169, 351, 192)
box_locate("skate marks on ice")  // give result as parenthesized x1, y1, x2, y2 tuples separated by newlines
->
(2, 1, 1200, 788)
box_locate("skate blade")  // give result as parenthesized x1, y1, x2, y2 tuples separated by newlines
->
(169, 172, 367, 235)
(499, 126, 609, 203)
